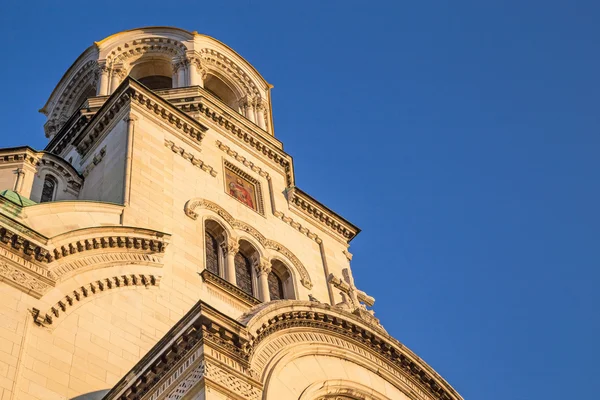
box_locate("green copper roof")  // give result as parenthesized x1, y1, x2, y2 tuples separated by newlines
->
(0, 190, 37, 206)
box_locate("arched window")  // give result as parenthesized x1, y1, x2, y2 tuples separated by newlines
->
(269, 259, 296, 300)
(40, 175, 57, 203)
(234, 252, 253, 296)
(130, 60, 173, 90)
(204, 220, 226, 277)
(204, 232, 220, 275)
(204, 74, 239, 111)
(268, 270, 285, 300)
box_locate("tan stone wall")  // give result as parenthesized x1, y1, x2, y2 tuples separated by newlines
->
(0, 103, 355, 399)
(78, 119, 128, 204)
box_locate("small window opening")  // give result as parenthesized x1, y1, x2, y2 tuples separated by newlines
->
(40, 175, 57, 203)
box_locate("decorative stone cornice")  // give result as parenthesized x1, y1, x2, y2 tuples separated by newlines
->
(47, 230, 168, 264)
(45, 112, 92, 155)
(184, 198, 313, 289)
(244, 302, 462, 400)
(66, 79, 208, 157)
(287, 186, 360, 243)
(44, 59, 98, 138)
(216, 140, 270, 180)
(103, 301, 253, 400)
(0, 147, 84, 193)
(201, 269, 260, 308)
(37, 154, 84, 193)
(31, 274, 160, 327)
(104, 300, 461, 400)
(0, 222, 170, 298)
(180, 98, 292, 185)
(105, 37, 187, 65)
(273, 210, 321, 243)
(164, 139, 217, 177)
(0, 147, 38, 167)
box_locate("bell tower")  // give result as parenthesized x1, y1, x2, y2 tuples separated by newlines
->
(0, 27, 462, 400)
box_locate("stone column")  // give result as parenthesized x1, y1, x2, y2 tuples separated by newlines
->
(187, 53, 205, 87)
(256, 102, 267, 130)
(97, 63, 110, 96)
(177, 61, 187, 87)
(243, 97, 256, 123)
(110, 65, 125, 93)
(13, 168, 24, 193)
(221, 238, 239, 284)
(255, 258, 272, 302)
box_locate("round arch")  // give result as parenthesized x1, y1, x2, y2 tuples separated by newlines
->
(241, 301, 462, 400)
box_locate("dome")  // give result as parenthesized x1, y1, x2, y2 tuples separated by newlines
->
(40, 27, 273, 139)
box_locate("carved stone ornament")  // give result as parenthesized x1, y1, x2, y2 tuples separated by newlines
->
(184, 198, 313, 289)
(101, 298, 462, 400)
(164, 139, 217, 177)
(31, 274, 160, 327)
(329, 268, 381, 328)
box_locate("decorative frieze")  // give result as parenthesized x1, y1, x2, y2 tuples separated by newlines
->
(164, 139, 217, 177)
(216, 140, 270, 179)
(105, 37, 187, 65)
(0, 262, 51, 298)
(246, 302, 461, 400)
(31, 274, 160, 327)
(184, 198, 313, 289)
(103, 299, 460, 400)
(49, 252, 164, 281)
(273, 210, 321, 243)
(185, 100, 292, 183)
(0, 222, 169, 298)
(287, 186, 360, 243)
(47, 235, 167, 264)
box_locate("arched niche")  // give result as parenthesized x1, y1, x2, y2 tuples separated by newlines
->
(129, 58, 173, 90)
(204, 73, 240, 111)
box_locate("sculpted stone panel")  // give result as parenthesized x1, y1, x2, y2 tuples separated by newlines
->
(184, 198, 313, 289)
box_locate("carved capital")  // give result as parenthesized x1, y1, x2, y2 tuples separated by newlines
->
(220, 239, 239, 256)
(254, 258, 271, 276)
(98, 61, 110, 74)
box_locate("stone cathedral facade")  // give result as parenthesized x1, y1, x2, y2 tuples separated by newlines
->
(0, 27, 462, 400)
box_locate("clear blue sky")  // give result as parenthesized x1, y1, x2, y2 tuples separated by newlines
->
(1, 1, 598, 399)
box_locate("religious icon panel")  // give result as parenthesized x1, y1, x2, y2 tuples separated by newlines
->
(224, 166, 258, 211)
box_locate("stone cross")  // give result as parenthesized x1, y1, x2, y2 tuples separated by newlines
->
(328, 268, 375, 310)
(328, 268, 382, 329)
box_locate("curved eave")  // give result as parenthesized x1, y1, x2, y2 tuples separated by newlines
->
(37, 150, 84, 180)
(242, 301, 463, 400)
(193, 32, 272, 90)
(39, 45, 98, 115)
(94, 26, 195, 46)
